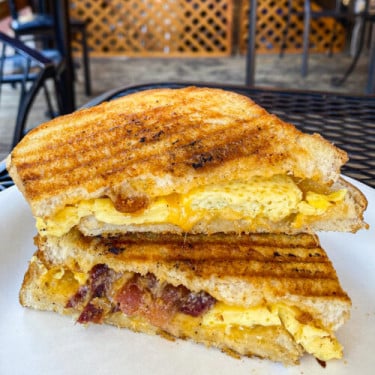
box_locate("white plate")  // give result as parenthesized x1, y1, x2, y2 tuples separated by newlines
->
(0, 178, 374, 375)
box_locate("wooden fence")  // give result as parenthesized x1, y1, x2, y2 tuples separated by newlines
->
(69, 0, 347, 57)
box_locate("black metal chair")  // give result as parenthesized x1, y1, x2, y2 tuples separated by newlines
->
(280, 0, 356, 77)
(0, 31, 63, 148)
(332, 1, 375, 92)
(0, 159, 13, 191)
(7, 0, 91, 96)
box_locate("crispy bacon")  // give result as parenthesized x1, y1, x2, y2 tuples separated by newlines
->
(179, 291, 216, 317)
(65, 264, 117, 324)
(115, 273, 216, 328)
(117, 281, 144, 315)
(89, 264, 113, 298)
(67, 265, 216, 327)
(65, 285, 88, 308)
(77, 302, 104, 324)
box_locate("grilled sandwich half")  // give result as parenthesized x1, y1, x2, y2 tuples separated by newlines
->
(20, 230, 351, 365)
(7, 87, 367, 237)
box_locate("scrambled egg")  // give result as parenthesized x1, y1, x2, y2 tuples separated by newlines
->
(39, 266, 86, 299)
(36, 174, 346, 237)
(276, 304, 343, 361)
(203, 302, 342, 361)
(202, 302, 280, 327)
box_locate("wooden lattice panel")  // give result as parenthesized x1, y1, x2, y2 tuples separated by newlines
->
(239, 0, 347, 54)
(70, 0, 233, 57)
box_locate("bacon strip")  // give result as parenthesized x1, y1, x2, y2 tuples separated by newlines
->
(66, 264, 117, 323)
(89, 264, 114, 298)
(179, 291, 216, 317)
(65, 285, 88, 308)
(77, 302, 104, 324)
(66, 265, 216, 326)
(115, 273, 216, 328)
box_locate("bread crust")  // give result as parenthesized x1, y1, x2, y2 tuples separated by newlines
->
(7, 86, 348, 219)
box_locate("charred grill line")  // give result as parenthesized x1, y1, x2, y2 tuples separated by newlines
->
(16, 109, 274, 200)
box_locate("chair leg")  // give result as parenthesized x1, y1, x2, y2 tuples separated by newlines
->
(20, 57, 32, 102)
(302, 0, 311, 77)
(331, 13, 367, 87)
(328, 0, 343, 57)
(80, 26, 91, 96)
(12, 71, 47, 147)
(280, 0, 293, 58)
(42, 82, 56, 118)
(328, 22, 337, 57)
(52, 75, 64, 115)
(0, 43, 6, 100)
(366, 23, 375, 94)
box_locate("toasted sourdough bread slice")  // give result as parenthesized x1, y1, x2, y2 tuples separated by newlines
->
(7, 86, 366, 235)
(20, 231, 351, 365)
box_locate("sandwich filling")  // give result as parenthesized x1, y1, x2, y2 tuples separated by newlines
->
(36, 175, 346, 236)
(38, 259, 343, 361)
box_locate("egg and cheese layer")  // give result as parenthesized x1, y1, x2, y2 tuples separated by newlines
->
(40, 265, 342, 361)
(202, 302, 342, 361)
(36, 175, 346, 237)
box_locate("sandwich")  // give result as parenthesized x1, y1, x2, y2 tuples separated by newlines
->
(9, 86, 367, 366)
(6, 86, 367, 237)
(20, 230, 351, 365)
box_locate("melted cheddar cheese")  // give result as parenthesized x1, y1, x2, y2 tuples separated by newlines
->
(36, 175, 346, 237)
(35, 260, 342, 361)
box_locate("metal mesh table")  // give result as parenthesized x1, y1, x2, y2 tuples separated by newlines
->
(1, 82, 375, 190)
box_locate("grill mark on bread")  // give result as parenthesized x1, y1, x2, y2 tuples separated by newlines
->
(24, 126, 274, 187)
(85, 232, 347, 298)
(166, 259, 338, 280)
(103, 242, 326, 262)
(15, 106, 250, 168)
(16, 113, 276, 172)
(15, 113, 282, 200)
(8, 86, 352, 219)
(35, 230, 351, 324)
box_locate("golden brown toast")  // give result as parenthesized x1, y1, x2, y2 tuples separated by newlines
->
(7, 87, 367, 235)
(20, 230, 351, 365)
